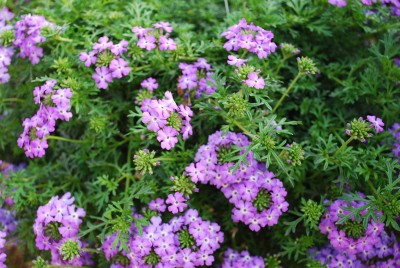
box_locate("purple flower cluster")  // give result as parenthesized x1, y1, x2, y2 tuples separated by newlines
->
(345, 115, 384, 143)
(319, 197, 384, 256)
(221, 18, 277, 59)
(33, 193, 91, 266)
(80, 36, 131, 89)
(0, 231, 6, 268)
(390, 123, 400, 162)
(0, 208, 17, 236)
(104, 209, 223, 267)
(329, 0, 400, 16)
(132, 22, 177, 51)
(14, 14, 54, 64)
(141, 91, 193, 150)
(186, 131, 289, 231)
(0, 7, 14, 83)
(17, 80, 73, 158)
(221, 248, 265, 268)
(177, 58, 216, 98)
(312, 230, 400, 267)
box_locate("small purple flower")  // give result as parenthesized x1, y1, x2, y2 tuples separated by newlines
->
(367, 115, 384, 133)
(141, 77, 159, 91)
(109, 58, 131, 79)
(92, 67, 113, 89)
(166, 192, 187, 214)
(227, 55, 247, 66)
(245, 72, 265, 89)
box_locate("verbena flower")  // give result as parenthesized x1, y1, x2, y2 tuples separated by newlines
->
(141, 91, 193, 150)
(17, 80, 73, 158)
(132, 21, 176, 51)
(187, 131, 289, 231)
(14, 14, 55, 64)
(79, 36, 131, 89)
(221, 18, 277, 59)
(177, 58, 216, 98)
(318, 195, 384, 256)
(33, 193, 92, 266)
(221, 248, 265, 268)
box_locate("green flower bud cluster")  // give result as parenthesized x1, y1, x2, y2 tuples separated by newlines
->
(280, 43, 300, 57)
(136, 90, 154, 105)
(264, 255, 281, 268)
(52, 57, 72, 75)
(0, 29, 14, 46)
(340, 220, 365, 240)
(297, 56, 318, 75)
(44, 222, 62, 241)
(170, 175, 197, 196)
(144, 250, 161, 266)
(96, 50, 116, 67)
(284, 143, 305, 166)
(59, 239, 81, 261)
(167, 112, 183, 131)
(253, 189, 272, 212)
(346, 117, 373, 142)
(236, 64, 256, 80)
(133, 149, 159, 175)
(33, 257, 49, 268)
(223, 92, 248, 118)
(178, 229, 196, 249)
(301, 199, 324, 230)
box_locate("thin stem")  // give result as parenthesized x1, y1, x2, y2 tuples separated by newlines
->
(333, 136, 354, 158)
(2, 98, 26, 103)
(275, 55, 289, 75)
(224, 0, 230, 16)
(272, 73, 302, 113)
(46, 135, 84, 144)
(54, 35, 73, 42)
(154, 157, 188, 162)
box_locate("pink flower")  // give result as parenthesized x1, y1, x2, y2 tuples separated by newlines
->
(157, 126, 179, 150)
(109, 58, 131, 79)
(366, 115, 384, 133)
(79, 51, 97, 67)
(245, 72, 265, 89)
(166, 192, 187, 214)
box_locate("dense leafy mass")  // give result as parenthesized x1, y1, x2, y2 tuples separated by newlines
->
(1, 0, 400, 267)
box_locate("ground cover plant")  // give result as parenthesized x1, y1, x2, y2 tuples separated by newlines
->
(1, 0, 400, 267)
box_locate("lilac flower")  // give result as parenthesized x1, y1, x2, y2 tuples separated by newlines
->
(178, 58, 216, 98)
(14, 14, 55, 64)
(188, 131, 288, 231)
(79, 51, 96, 67)
(141, 91, 193, 149)
(132, 21, 177, 51)
(227, 55, 247, 66)
(92, 67, 113, 89)
(166, 192, 187, 214)
(18, 81, 73, 158)
(80, 36, 131, 89)
(159, 36, 177, 50)
(366, 115, 384, 133)
(109, 58, 131, 79)
(222, 249, 265, 268)
(0, 231, 6, 268)
(328, 0, 347, 7)
(149, 198, 166, 212)
(245, 72, 265, 89)
(141, 77, 158, 91)
(33, 193, 91, 265)
(221, 18, 276, 59)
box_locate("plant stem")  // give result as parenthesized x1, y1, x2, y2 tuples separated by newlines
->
(154, 157, 187, 162)
(54, 35, 73, 42)
(46, 135, 84, 143)
(2, 98, 26, 103)
(272, 73, 302, 113)
(333, 136, 354, 158)
(224, 0, 230, 16)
